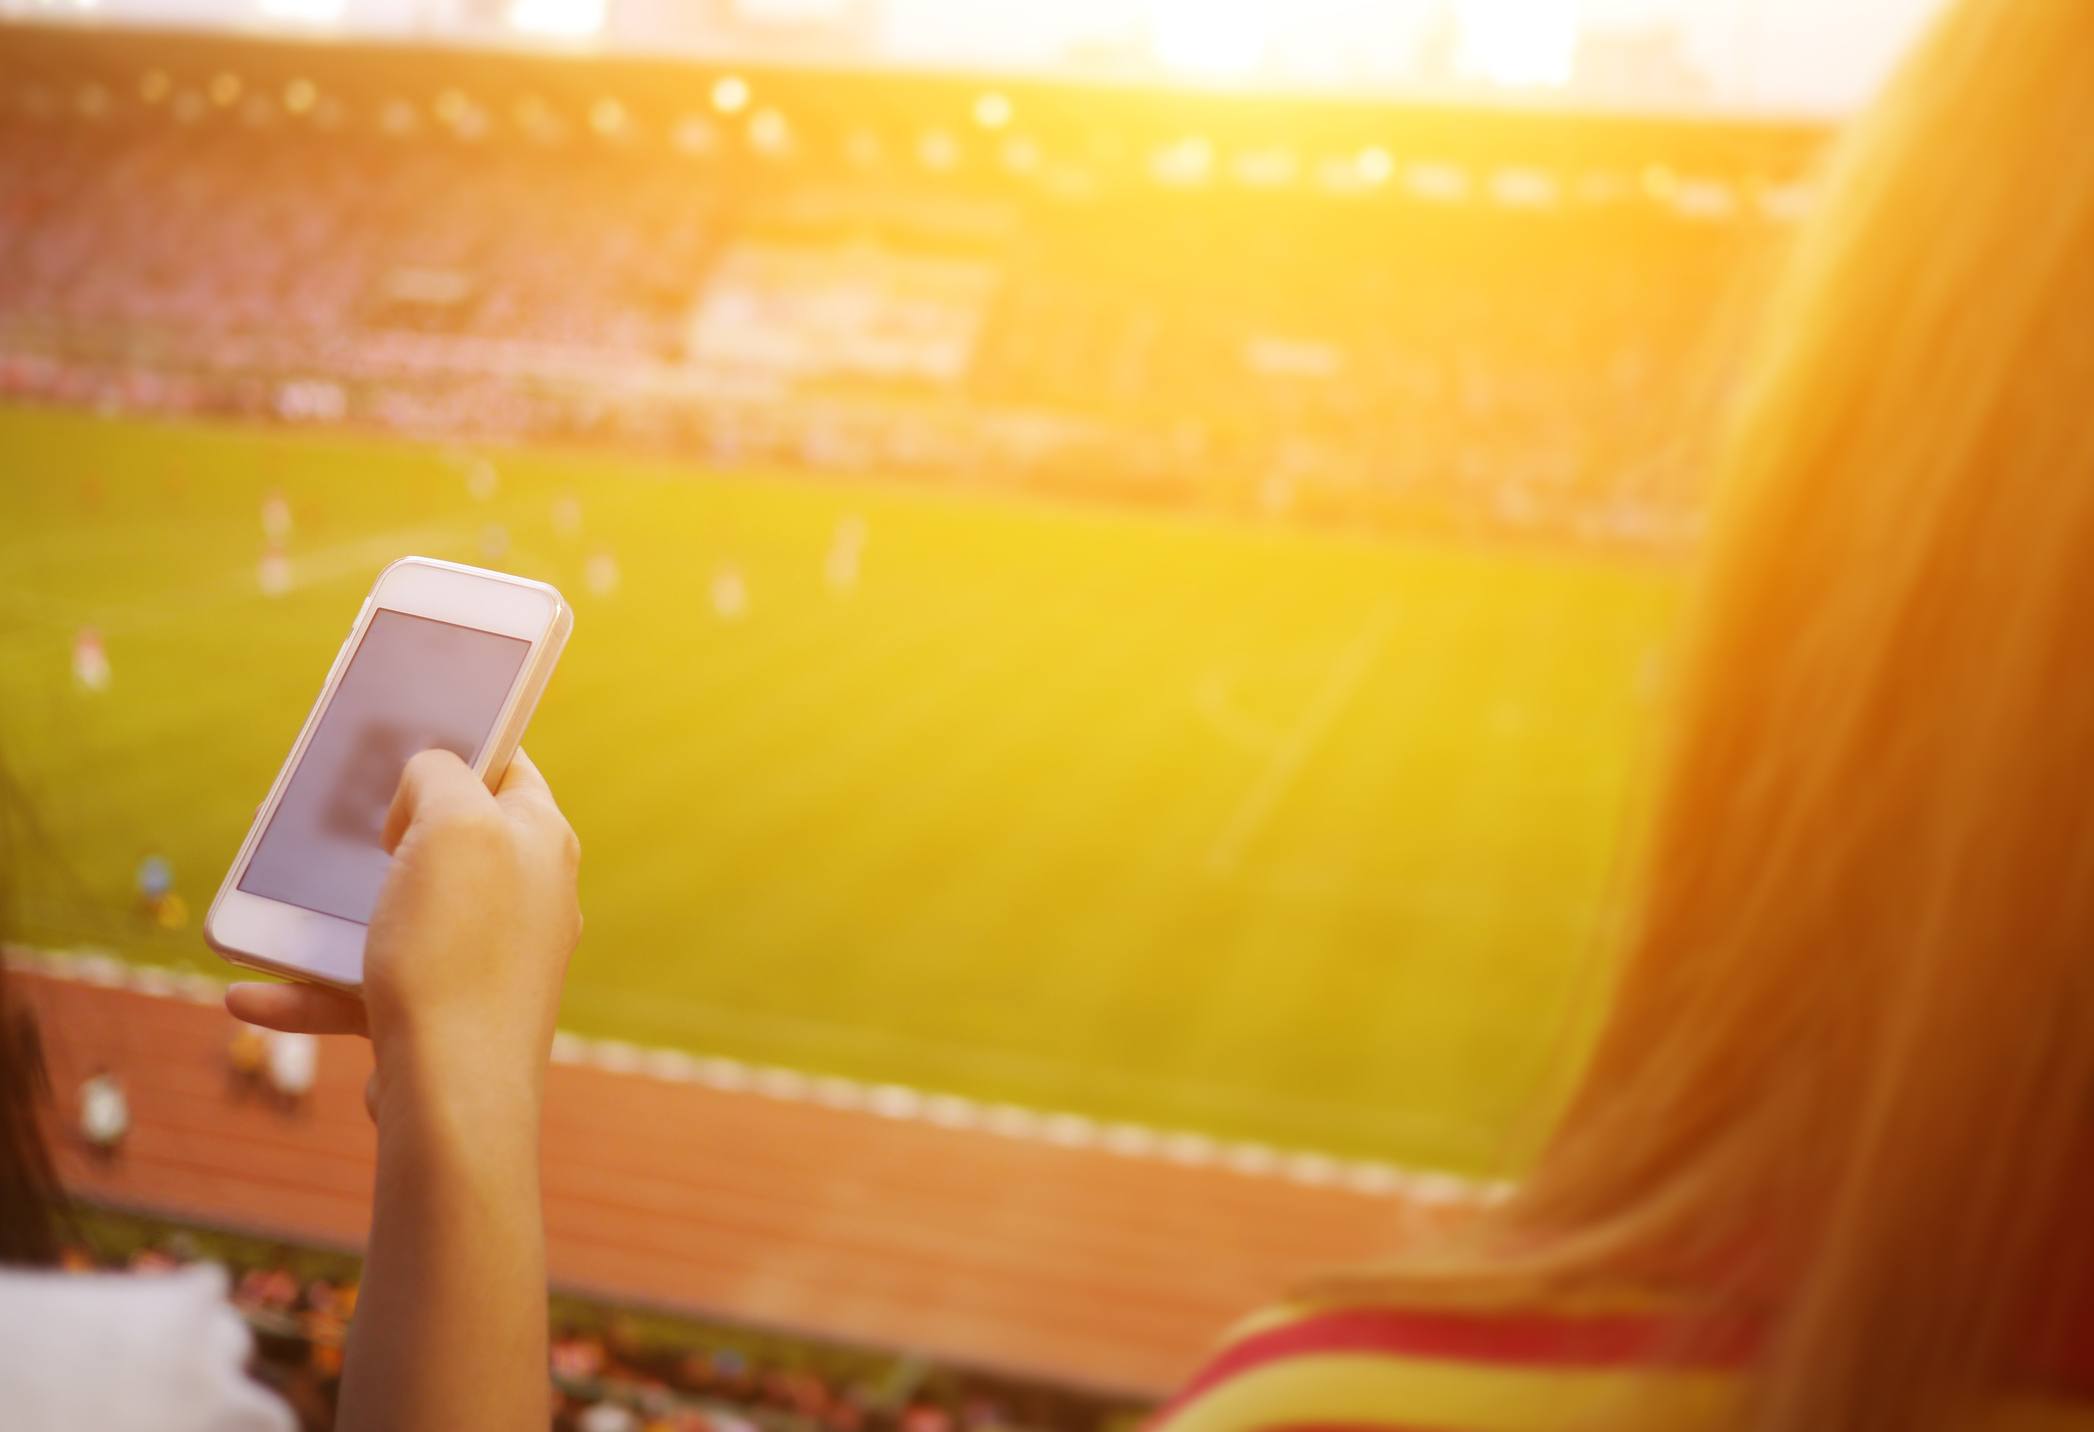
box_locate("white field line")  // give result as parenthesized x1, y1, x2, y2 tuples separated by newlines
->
(6, 943, 1501, 1206)
(1205, 603, 1396, 875)
(1193, 671, 1282, 756)
(275, 526, 468, 596)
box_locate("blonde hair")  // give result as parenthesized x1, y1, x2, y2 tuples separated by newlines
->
(1326, 3, 2094, 1428)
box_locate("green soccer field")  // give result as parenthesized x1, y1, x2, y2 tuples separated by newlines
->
(0, 404, 1678, 1174)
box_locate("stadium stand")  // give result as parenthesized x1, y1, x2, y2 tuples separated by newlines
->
(62, 1211, 1138, 1432)
(0, 24, 1826, 547)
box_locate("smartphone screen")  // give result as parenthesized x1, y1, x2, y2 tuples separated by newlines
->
(239, 610, 530, 925)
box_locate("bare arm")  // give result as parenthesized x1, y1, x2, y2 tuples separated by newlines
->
(345, 1054, 547, 1430)
(229, 747, 581, 1432)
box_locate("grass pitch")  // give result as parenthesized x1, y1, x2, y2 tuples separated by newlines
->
(0, 404, 1676, 1173)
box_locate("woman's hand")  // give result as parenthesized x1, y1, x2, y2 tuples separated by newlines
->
(227, 746, 580, 1432)
(225, 747, 581, 1127)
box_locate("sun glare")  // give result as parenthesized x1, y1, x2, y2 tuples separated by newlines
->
(257, 0, 347, 23)
(1151, 0, 1269, 79)
(1140, 0, 1582, 89)
(1453, 0, 1580, 88)
(507, 0, 606, 40)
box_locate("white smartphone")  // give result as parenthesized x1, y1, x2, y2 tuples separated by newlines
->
(204, 557, 573, 992)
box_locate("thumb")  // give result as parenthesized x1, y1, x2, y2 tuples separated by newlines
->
(381, 748, 487, 855)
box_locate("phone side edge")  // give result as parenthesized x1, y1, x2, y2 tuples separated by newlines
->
(476, 591, 572, 792)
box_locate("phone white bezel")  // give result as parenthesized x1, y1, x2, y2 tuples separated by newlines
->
(203, 557, 570, 993)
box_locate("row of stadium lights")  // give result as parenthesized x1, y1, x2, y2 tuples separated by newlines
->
(16, 69, 1810, 220)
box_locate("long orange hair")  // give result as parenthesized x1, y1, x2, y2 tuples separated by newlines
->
(1329, 3, 2094, 1428)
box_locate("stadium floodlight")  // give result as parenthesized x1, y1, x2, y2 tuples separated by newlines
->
(674, 114, 719, 156)
(589, 96, 629, 138)
(711, 75, 750, 115)
(1150, 136, 1214, 187)
(972, 91, 1012, 130)
(1313, 155, 1364, 194)
(1671, 177, 1740, 222)
(1232, 145, 1299, 189)
(1403, 161, 1471, 204)
(1488, 166, 1560, 210)
(1575, 170, 1631, 206)
(1754, 179, 1813, 224)
(916, 127, 960, 173)
(513, 93, 565, 142)
(999, 135, 1041, 176)
(378, 96, 419, 137)
(747, 106, 790, 157)
(843, 127, 882, 168)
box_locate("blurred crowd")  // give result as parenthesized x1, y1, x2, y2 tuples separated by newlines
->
(55, 1231, 1125, 1432)
(0, 40, 1801, 547)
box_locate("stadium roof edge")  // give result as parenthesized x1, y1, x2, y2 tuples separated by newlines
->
(0, 18, 1832, 162)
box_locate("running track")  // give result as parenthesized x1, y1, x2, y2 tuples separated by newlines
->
(18, 959, 1476, 1398)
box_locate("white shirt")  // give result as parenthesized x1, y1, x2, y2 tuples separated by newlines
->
(0, 1264, 295, 1431)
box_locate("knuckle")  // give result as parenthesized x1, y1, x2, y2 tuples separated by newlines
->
(428, 803, 507, 850)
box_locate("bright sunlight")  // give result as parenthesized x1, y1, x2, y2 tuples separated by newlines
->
(1092, 0, 1582, 88)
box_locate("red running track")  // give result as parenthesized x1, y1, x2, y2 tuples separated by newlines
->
(21, 968, 1461, 1398)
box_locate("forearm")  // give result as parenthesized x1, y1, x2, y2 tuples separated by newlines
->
(227, 750, 580, 1431)
(338, 1069, 549, 1432)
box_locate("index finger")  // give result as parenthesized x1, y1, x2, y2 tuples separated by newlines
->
(226, 981, 369, 1037)
(381, 747, 491, 854)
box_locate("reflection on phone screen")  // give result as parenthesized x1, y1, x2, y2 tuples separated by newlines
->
(240, 610, 529, 924)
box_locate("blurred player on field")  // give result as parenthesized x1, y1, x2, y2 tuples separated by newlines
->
(265, 1031, 318, 1112)
(260, 489, 293, 542)
(826, 515, 867, 594)
(226, 1020, 267, 1099)
(258, 543, 294, 598)
(77, 1066, 128, 1162)
(134, 852, 171, 913)
(71, 627, 109, 692)
(712, 564, 749, 621)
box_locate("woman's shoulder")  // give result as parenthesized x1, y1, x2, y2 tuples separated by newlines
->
(1152, 1293, 2094, 1432)
(1149, 1290, 1746, 1432)
(0, 1262, 295, 1432)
